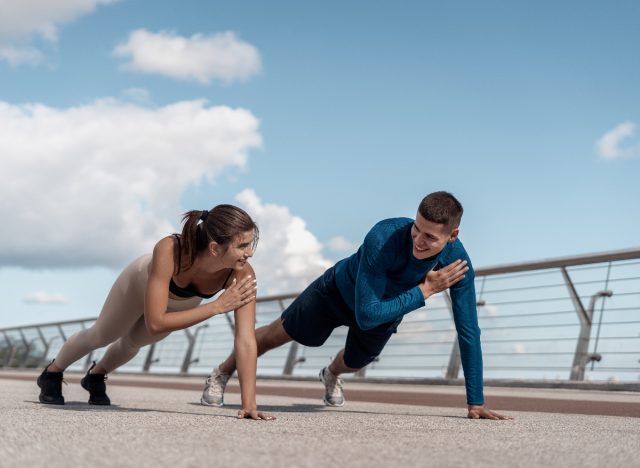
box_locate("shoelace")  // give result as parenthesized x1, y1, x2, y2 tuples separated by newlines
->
(205, 374, 228, 395)
(331, 377, 344, 397)
(324, 370, 343, 397)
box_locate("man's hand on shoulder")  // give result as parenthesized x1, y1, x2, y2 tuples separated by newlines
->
(419, 259, 468, 299)
(467, 405, 513, 420)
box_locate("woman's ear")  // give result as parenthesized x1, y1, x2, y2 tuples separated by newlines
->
(208, 241, 221, 257)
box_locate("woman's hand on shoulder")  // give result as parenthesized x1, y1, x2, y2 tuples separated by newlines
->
(213, 266, 257, 315)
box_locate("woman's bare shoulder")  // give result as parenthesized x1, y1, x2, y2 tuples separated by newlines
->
(151, 236, 179, 268)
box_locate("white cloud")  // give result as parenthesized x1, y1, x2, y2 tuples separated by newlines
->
(235, 189, 333, 295)
(0, 98, 261, 269)
(114, 29, 261, 84)
(0, 0, 117, 42)
(0, 0, 118, 67)
(23, 291, 68, 304)
(0, 45, 44, 67)
(326, 236, 358, 253)
(596, 121, 640, 160)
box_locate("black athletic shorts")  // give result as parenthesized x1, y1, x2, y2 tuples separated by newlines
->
(281, 266, 401, 369)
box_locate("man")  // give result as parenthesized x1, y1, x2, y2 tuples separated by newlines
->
(202, 191, 511, 420)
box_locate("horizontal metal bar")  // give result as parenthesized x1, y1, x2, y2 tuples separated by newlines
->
(475, 247, 640, 276)
(482, 276, 640, 295)
(482, 336, 640, 344)
(480, 320, 640, 332)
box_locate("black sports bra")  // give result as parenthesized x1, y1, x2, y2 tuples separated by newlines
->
(169, 235, 234, 299)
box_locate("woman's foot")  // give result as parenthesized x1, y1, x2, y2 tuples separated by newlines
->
(80, 361, 111, 405)
(37, 361, 65, 405)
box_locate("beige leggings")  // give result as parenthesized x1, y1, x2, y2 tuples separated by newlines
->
(54, 254, 202, 372)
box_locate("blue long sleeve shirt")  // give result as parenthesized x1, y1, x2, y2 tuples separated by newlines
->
(334, 217, 484, 405)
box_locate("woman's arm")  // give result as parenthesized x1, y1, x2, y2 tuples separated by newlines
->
(233, 263, 274, 421)
(144, 237, 256, 335)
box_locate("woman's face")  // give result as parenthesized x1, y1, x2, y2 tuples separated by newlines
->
(219, 230, 256, 269)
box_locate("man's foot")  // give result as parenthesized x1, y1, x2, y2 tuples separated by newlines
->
(319, 367, 345, 407)
(37, 362, 65, 405)
(80, 361, 111, 405)
(201, 367, 231, 407)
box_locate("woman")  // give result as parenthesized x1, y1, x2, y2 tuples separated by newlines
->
(37, 204, 273, 420)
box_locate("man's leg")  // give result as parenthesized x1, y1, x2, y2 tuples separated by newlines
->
(203, 268, 342, 407)
(201, 318, 293, 406)
(320, 322, 398, 407)
(219, 318, 292, 375)
(318, 348, 360, 407)
(328, 349, 359, 375)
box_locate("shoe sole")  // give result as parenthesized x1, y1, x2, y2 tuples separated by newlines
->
(87, 398, 111, 405)
(38, 395, 65, 405)
(322, 397, 345, 407)
(200, 397, 224, 407)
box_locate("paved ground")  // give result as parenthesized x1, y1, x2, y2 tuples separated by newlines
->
(1, 370, 639, 467)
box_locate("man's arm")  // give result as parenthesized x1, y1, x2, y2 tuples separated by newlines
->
(354, 259, 424, 330)
(449, 263, 484, 406)
(449, 249, 512, 420)
(354, 250, 470, 330)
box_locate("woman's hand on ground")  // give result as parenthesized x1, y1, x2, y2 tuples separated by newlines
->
(237, 408, 276, 420)
(467, 405, 513, 420)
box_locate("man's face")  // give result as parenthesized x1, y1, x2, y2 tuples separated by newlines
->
(410, 212, 459, 260)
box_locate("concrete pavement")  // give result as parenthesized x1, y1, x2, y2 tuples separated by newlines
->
(1, 370, 639, 467)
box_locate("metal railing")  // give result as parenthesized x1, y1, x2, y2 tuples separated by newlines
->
(1, 248, 639, 383)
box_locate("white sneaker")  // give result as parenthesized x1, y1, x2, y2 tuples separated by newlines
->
(201, 367, 231, 407)
(319, 367, 345, 407)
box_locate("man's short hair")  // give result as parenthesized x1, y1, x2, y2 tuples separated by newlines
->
(418, 191, 463, 228)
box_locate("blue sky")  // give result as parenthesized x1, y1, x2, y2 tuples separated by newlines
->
(1, 0, 639, 328)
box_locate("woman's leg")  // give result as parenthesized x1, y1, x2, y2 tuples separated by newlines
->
(50, 256, 149, 371)
(96, 315, 169, 373)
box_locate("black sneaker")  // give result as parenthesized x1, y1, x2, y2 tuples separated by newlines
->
(80, 361, 111, 406)
(37, 362, 65, 405)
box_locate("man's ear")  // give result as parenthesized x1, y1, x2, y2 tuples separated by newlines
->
(448, 228, 459, 243)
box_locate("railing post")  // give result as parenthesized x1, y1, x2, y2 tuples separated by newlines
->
(562, 267, 591, 381)
(57, 325, 67, 341)
(36, 327, 48, 366)
(2, 331, 14, 367)
(283, 342, 301, 376)
(18, 330, 31, 368)
(278, 299, 304, 376)
(142, 343, 157, 372)
(443, 291, 461, 379)
(181, 324, 208, 374)
(41, 335, 60, 367)
(562, 268, 612, 381)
